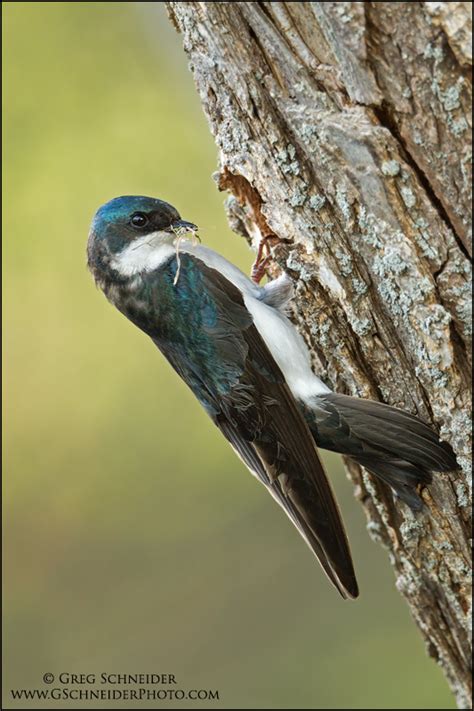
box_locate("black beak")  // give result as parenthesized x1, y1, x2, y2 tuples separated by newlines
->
(170, 219, 198, 233)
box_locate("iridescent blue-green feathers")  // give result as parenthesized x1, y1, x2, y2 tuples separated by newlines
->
(124, 254, 358, 598)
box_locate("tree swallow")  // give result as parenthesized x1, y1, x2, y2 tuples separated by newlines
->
(87, 195, 458, 599)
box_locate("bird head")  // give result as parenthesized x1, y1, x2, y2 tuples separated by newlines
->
(87, 195, 197, 280)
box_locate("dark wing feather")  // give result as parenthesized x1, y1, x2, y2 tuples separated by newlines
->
(217, 417, 356, 597)
(148, 254, 358, 599)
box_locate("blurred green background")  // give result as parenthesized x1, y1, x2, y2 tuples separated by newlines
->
(3, 3, 455, 709)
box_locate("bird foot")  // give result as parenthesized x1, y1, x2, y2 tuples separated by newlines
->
(251, 234, 278, 284)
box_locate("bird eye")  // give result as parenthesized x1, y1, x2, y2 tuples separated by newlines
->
(131, 212, 148, 228)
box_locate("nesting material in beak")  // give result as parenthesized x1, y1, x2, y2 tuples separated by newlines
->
(170, 221, 200, 286)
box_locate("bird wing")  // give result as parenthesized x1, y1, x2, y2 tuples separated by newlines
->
(145, 253, 358, 598)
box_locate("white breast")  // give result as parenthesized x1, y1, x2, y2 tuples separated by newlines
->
(242, 295, 331, 400)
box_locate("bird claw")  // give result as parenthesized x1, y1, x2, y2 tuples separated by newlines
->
(251, 255, 273, 284)
(251, 234, 277, 284)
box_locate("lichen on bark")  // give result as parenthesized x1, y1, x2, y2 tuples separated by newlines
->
(166, 2, 472, 706)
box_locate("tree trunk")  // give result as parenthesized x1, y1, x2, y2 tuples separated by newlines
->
(166, 2, 472, 706)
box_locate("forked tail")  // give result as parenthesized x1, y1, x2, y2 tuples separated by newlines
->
(301, 393, 458, 510)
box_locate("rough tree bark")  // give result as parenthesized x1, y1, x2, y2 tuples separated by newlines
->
(166, 2, 472, 706)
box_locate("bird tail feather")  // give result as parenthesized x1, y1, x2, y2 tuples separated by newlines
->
(303, 393, 458, 510)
